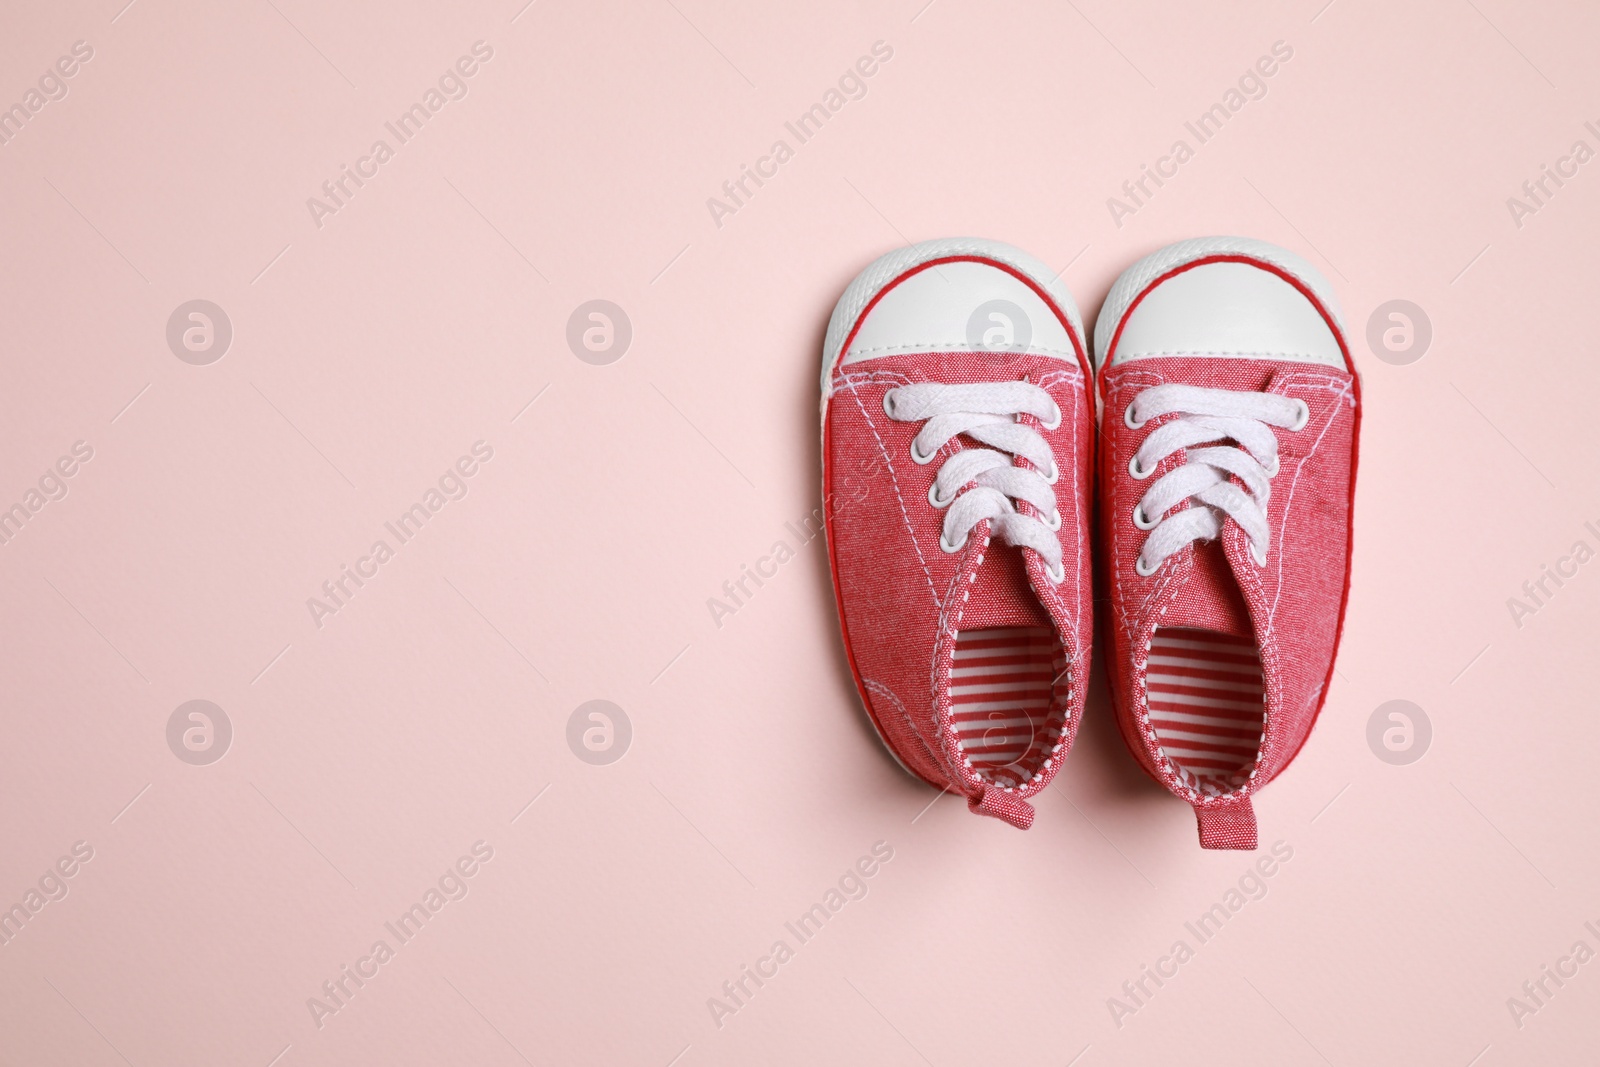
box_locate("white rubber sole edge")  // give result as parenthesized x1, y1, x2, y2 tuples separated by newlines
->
(820, 237, 1086, 397)
(1092, 236, 1349, 373)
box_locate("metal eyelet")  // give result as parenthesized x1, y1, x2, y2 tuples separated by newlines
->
(1042, 459, 1060, 484)
(1288, 398, 1310, 432)
(1043, 508, 1062, 532)
(1124, 402, 1145, 430)
(1133, 503, 1158, 530)
(1250, 541, 1269, 567)
(1128, 454, 1153, 480)
(1041, 402, 1062, 430)
(927, 482, 952, 508)
(939, 530, 967, 554)
(1135, 555, 1159, 577)
(1045, 559, 1065, 584)
(909, 440, 936, 465)
(1264, 453, 1281, 477)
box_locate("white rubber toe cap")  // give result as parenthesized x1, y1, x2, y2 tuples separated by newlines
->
(842, 260, 1078, 365)
(1096, 237, 1347, 370)
(823, 238, 1085, 391)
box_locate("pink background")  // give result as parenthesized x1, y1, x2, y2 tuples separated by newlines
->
(2, 0, 1597, 1063)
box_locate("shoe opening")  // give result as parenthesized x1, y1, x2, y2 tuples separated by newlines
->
(1146, 627, 1264, 796)
(950, 625, 1067, 790)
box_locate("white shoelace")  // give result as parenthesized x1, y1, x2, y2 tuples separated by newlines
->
(1124, 383, 1310, 576)
(882, 381, 1065, 582)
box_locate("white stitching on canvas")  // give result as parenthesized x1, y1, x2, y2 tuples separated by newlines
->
(1122, 350, 1323, 360)
(840, 373, 941, 606)
(847, 343, 1081, 358)
(1265, 372, 1354, 625)
(863, 678, 941, 779)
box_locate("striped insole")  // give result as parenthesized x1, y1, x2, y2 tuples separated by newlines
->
(950, 626, 1066, 789)
(1146, 627, 1265, 795)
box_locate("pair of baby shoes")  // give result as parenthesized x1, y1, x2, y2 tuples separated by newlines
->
(820, 237, 1360, 849)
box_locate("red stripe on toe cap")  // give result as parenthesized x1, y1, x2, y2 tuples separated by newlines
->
(1147, 627, 1264, 796)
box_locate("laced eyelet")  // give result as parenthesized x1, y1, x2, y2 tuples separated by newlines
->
(1250, 541, 1268, 567)
(1135, 554, 1159, 577)
(1132, 503, 1158, 530)
(882, 390, 897, 418)
(1042, 459, 1060, 484)
(939, 530, 967, 554)
(909, 440, 936, 465)
(1124, 402, 1146, 430)
(1288, 398, 1310, 432)
(1264, 453, 1281, 477)
(1045, 559, 1065, 584)
(927, 482, 952, 508)
(1041, 402, 1062, 430)
(1128, 454, 1153, 480)
(1043, 508, 1062, 531)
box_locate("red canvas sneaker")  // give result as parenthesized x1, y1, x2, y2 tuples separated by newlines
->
(1094, 237, 1361, 849)
(821, 239, 1095, 829)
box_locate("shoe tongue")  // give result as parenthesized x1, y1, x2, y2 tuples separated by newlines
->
(1163, 541, 1252, 637)
(962, 538, 1050, 630)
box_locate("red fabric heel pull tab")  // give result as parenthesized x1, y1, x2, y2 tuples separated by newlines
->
(968, 786, 1034, 830)
(1195, 796, 1257, 850)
